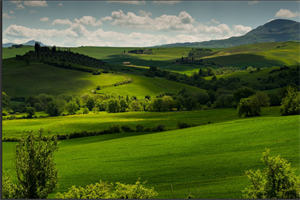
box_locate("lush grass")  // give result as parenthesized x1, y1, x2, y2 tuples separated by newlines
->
(3, 114, 299, 198)
(2, 46, 34, 59)
(3, 58, 202, 98)
(2, 107, 280, 139)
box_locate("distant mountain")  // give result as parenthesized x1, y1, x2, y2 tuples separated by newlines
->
(159, 19, 300, 48)
(3, 40, 45, 47)
(2, 43, 16, 48)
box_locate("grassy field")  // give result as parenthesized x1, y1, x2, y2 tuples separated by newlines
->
(2, 107, 280, 139)
(3, 42, 299, 76)
(3, 114, 299, 198)
(2, 46, 34, 59)
(3, 58, 203, 98)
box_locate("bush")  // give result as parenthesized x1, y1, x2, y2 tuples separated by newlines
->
(254, 91, 270, 107)
(56, 179, 158, 199)
(280, 86, 300, 116)
(238, 96, 261, 117)
(136, 124, 144, 132)
(107, 99, 121, 113)
(109, 125, 121, 133)
(15, 131, 58, 198)
(25, 107, 35, 118)
(153, 124, 165, 132)
(177, 122, 191, 129)
(242, 149, 300, 199)
(2, 174, 19, 199)
(121, 125, 133, 132)
(82, 107, 89, 114)
(129, 100, 142, 111)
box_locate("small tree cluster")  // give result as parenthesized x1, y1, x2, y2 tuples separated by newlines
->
(243, 149, 300, 199)
(280, 86, 300, 116)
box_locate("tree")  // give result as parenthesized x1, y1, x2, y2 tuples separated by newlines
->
(2, 174, 19, 199)
(86, 97, 95, 111)
(243, 149, 300, 199)
(25, 107, 35, 118)
(2, 91, 10, 109)
(233, 87, 255, 103)
(119, 99, 128, 112)
(238, 96, 261, 117)
(107, 99, 121, 113)
(254, 91, 270, 107)
(46, 99, 65, 116)
(15, 131, 58, 198)
(66, 100, 79, 115)
(34, 42, 40, 57)
(280, 86, 300, 116)
(129, 100, 142, 111)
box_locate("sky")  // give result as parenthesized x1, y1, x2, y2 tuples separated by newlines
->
(2, 0, 300, 47)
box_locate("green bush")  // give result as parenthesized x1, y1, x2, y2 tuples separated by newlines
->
(56, 179, 158, 199)
(177, 122, 191, 129)
(2, 174, 19, 199)
(82, 107, 89, 114)
(238, 96, 261, 117)
(153, 124, 165, 132)
(280, 86, 300, 116)
(109, 125, 121, 133)
(66, 100, 80, 115)
(243, 149, 300, 199)
(107, 99, 121, 113)
(121, 125, 133, 132)
(136, 124, 144, 132)
(25, 106, 35, 118)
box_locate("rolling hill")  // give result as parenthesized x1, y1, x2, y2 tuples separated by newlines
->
(3, 114, 299, 198)
(159, 19, 300, 48)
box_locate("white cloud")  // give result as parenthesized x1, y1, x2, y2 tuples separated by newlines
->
(58, 2, 63, 6)
(248, 1, 259, 5)
(106, 0, 146, 5)
(24, 1, 47, 7)
(233, 25, 252, 35)
(152, 1, 181, 5)
(275, 9, 299, 18)
(104, 10, 195, 32)
(40, 17, 49, 22)
(52, 18, 73, 26)
(3, 13, 15, 19)
(9, 10, 15, 14)
(74, 16, 102, 27)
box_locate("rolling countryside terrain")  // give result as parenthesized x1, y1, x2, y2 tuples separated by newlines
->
(2, 18, 300, 199)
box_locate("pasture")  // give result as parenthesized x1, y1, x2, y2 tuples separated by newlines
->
(3, 114, 299, 198)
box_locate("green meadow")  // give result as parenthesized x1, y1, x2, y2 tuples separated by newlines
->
(3, 115, 299, 198)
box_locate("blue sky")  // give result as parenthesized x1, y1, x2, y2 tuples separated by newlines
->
(3, 0, 300, 47)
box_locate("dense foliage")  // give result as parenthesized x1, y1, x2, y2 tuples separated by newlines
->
(15, 131, 58, 198)
(243, 149, 300, 199)
(56, 179, 158, 199)
(280, 86, 300, 115)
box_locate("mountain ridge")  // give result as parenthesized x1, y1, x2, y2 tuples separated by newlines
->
(158, 19, 300, 48)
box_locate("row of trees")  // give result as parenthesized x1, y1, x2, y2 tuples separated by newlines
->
(2, 85, 298, 118)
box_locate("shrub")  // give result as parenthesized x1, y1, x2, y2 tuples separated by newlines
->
(86, 97, 95, 111)
(177, 122, 191, 129)
(56, 179, 158, 199)
(136, 124, 144, 132)
(238, 96, 261, 117)
(15, 131, 58, 198)
(82, 107, 89, 114)
(121, 125, 133, 132)
(280, 86, 300, 116)
(25, 107, 35, 118)
(242, 149, 300, 199)
(129, 100, 142, 111)
(2, 174, 19, 199)
(153, 124, 165, 132)
(109, 125, 121, 133)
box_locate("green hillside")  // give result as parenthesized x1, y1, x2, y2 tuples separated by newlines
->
(3, 114, 299, 198)
(3, 58, 203, 98)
